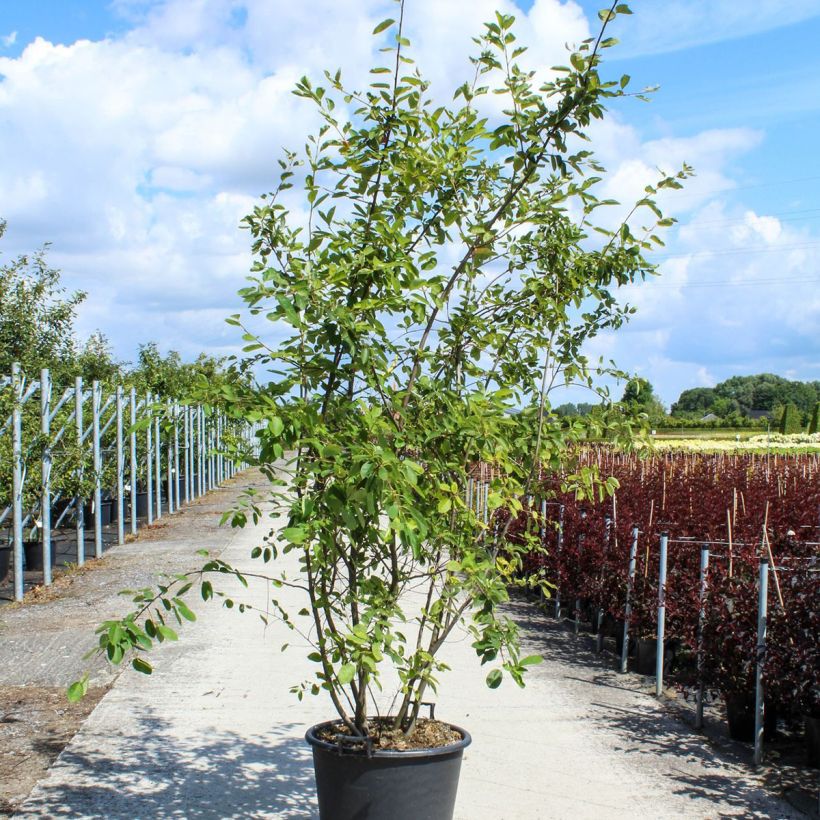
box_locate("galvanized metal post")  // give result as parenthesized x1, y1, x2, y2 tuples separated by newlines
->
(173, 403, 180, 509)
(92, 381, 103, 558)
(183, 405, 191, 504)
(146, 393, 153, 525)
(116, 386, 124, 545)
(11, 363, 24, 601)
(695, 545, 710, 729)
(154, 409, 162, 519)
(198, 407, 205, 496)
(217, 412, 223, 484)
(166, 404, 174, 514)
(655, 532, 669, 697)
(129, 387, 137, 535)
(40, 368, 52, 585)
(75, 377, 85, 565)
(596, 515, 611, 654)
(620, 526, 639, 674)
(754, 559, 769, 766)
(555, 502, 564, 619)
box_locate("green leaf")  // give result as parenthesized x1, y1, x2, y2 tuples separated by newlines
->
(271, 416, 284, 436)
(132, 657, 153, 675)
(437, 497, 451, 514)
(372, 18, 395, 35)
(66, 678, 88, 703)
(337, 663, 356, 684)
(520, 654, 543, 667)
(175, 601, 197, 622)
(282, 526, 308, 544)
(486, 669, 503, 689)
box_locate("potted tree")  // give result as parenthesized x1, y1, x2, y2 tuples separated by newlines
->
(70, 3, 687, 817)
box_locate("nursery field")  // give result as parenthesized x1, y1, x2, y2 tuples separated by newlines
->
(506, 448, 819, 766)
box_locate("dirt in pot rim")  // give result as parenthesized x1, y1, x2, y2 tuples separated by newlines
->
(316, 717, 463, 751)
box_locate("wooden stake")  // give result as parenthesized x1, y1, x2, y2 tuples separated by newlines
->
(726, 509, 733, 578)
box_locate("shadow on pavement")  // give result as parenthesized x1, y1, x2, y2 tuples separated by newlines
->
(21, 715, 318, 819)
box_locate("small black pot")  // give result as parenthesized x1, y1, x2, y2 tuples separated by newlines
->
(306, 720, 471, 820)
(724, 692, 777, 743)
(23, 540, 58, 572)
(83, 498, 114, 526)
(804, 713, 820, 768)
(0, 546, 10, 583)
(636, 638, 657, 675)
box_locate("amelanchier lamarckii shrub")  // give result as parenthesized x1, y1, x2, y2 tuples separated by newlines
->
(71, 2, 689, 739)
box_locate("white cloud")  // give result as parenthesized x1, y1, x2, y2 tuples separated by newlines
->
(1, 31, 17, 48)
(0, 0, 817, 400)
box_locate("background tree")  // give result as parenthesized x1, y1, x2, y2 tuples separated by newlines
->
(0, 220, 86, 379)
(621, 377, 665, 421)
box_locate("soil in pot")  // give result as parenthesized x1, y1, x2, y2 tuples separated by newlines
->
(306, 717, 471, 820)
(724, 692, 777, 742)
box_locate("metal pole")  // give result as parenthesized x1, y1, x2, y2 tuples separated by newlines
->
(655, 532, 669, 697)
(129, 387, 137, 535)
(167, 409, 174, 515)
(184, 405, 191, 504)
(596, 515, 611, 654)
(217, 412, 223, 484)
(116, 386, 124, 545)
(40, 368, 52, 585)
(695, 545, 710, 729)
(620, 526, 639, 674)
(146, 393, 153, 525)
(92, 381, 102, 558)
(154, 409, 162, 519)
(554, 502, 563, 619)
(75, 377, 85, 565)
(173, 403, 181, 509)
(198, 406, 204, 496)
(754, 559, 769, 766)
(11, 363, 24, 601)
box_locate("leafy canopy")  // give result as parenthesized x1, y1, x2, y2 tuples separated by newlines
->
(75, 2, 688, 737)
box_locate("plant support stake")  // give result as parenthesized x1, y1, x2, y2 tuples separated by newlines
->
(754, 559, 768, 766)
(116, 386, 124, 546)
(75, 377, 85, 565)
(695, 545, 710, 729)
(655, 532, 669, 698)
(40, 368, 52, 585)
(620, 526, 639, 674)
(92, 380, 102, 558)
(11, 363, 24, 601)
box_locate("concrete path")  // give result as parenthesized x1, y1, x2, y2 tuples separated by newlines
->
(15, 490, 805, 819)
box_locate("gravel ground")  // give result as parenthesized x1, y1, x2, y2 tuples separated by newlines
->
(0, 469, 268, 818)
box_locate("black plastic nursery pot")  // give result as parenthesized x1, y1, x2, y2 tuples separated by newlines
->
(23, 540, 58, 572)
(724, 692, 777, 743)
(305, 720, 471, 820)
(0, 546, 10, 582)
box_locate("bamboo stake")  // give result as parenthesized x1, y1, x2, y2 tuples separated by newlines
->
(726, 509, 734, 578)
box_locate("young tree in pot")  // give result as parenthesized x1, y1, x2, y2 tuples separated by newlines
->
(71, 3, 686, 817)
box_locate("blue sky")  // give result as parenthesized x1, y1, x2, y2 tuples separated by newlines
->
(1, 0, 819, 406)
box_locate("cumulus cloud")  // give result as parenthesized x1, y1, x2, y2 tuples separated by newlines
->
(0, 0, 817, 400)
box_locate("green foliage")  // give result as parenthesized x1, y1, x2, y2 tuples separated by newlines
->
(779, 402, 802, 435)
(809, 402, 820, 435)
(74, 3, 687, 736)
(0, 220, 86, 380)
(672, 374, 820, 419)
(620, 377, 665, 421)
